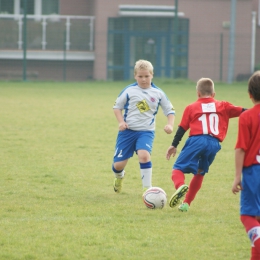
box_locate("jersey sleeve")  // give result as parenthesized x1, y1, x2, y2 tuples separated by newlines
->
(113, 90, 128, 110)
(160, 92, 175, 116)
(224, 102, 243, 118)
(179, 105, 191, 131)
(235, 114, 250, 151)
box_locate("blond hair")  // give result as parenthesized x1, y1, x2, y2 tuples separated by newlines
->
(134, 60, 154, 75)
(196, 78, 215, 96)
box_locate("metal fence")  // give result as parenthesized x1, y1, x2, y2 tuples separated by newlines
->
(0, 14, 95, 51)
(0, 14, 258, 82)
(188, 31, 252, 83)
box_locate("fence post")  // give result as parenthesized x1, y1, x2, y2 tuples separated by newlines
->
(219, 33, 223, 82)
(63, 31, 67, 82)
(23, 0, 27, 81)
(173, 0, 178, 79)
(251, 11, 256, 74)
(227, 0, 237, 84)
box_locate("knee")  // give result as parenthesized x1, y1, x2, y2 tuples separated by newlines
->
(138, 150, 150, 162)
(113, 161, 127, 171)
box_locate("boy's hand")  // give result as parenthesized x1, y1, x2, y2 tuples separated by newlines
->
(232, 178, 243, 194)
(119, 122, 129, 131)
(166, 146, 177, 160)
(164, 124, 173, 134)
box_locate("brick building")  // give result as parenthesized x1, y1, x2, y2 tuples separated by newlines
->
(0, 0, 259, 82)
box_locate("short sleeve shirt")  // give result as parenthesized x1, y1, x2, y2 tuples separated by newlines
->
(235, 104, 260, 166)
(113, 82, 175, 131)
(179, 97, 243, 142)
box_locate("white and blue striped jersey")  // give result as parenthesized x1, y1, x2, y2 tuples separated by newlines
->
(113, 82, 175, 131)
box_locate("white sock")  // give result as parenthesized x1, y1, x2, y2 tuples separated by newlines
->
(248, 226, 260, 246)
(114, 170, 125, 179)
(140, 168, 152, 189)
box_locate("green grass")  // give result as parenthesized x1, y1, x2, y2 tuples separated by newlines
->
(0, 80, 252, 260)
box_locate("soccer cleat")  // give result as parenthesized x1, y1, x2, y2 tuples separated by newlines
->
(114, 172, 126, 193)
(113, 177, 123, 193)
(169, 184, 189, 208)
(178, 202, 189, 212)
(113, 170, 125, 193)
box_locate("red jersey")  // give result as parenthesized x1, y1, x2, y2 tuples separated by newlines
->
(235, 104, 260, 166)
(179, 97, 243, 142)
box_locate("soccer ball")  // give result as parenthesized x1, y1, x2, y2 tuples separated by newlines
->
(142, 187, 167, 209)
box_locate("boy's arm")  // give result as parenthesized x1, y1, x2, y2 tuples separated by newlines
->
(164, 114, 175, 134)
(226, 103, 247, 118)
(171, 126, 186, 147)
(232, 148, 245, 194)
(166, 126, 186, 160)
(113, 108, 129, 131)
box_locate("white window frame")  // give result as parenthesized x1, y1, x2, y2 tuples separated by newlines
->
(14, 0, 42, 15)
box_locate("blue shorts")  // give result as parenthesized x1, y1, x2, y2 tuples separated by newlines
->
(240, 165, 260, 216)
(113, 129, 155, 163)
(173, 135, 221, 175)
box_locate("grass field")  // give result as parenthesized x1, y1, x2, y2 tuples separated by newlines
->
(0, 79, 252, 260)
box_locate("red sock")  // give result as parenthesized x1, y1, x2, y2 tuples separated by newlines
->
(241, 215, 260, 232)
(241, 215, 260, 257)
(171, 169, 185, 189)
(254, 238, 260, 253)
(183, 174, 204, 206)
(251, 246, 260, 260)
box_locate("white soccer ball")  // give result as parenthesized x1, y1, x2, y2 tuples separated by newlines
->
(142, 187, 167, 209)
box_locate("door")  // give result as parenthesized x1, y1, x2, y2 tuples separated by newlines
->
(124, 33, 170, 79)
(107, 17, 189, 81)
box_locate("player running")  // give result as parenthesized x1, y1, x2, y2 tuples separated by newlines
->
(112, 59, 175, 193)
(166, 77, 246, 212)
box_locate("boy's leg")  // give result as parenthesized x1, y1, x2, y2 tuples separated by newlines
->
(136, 131, 154, 192)
(171, 169, 185, 189)
(179, 138, 220, 211)
(113, 161, 126, 194)
(139, 160, 152, 191)
(169, 136, 205, 208)
(241, 215, 260, 259)
(113, 162, 126, 178)
(138, 149, 152, 191)
(112, 129, 136, 193)
(112, 161, 127, 193)
(183, 173, 204, 206)
(169, 169, 188, 208)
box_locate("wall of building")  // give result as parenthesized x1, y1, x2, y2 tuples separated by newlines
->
(93, 0, 258, 82)
(179, 0, 253, 81)
(93, 0, 174, 81)
(0, 60, 93, 81)
(60, 0, 94, 16)
(0, 0, 258, 82)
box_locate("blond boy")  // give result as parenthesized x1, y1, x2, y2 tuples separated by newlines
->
(112, 60, 175, 193)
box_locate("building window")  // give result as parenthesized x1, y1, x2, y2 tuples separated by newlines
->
(0, 0, 14, 14)
(1, 0, 60, 15)
(108, 17, 189, 80)
(20, 0, 34, 14)
(42, 0, 59, 15)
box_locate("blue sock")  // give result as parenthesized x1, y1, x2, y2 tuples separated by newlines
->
(139, 162, 152, 189)
(112, 165, 124, 178)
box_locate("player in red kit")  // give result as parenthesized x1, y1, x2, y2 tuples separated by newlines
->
(232, 71, 260, 260)
(166, 77, 246, 211)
